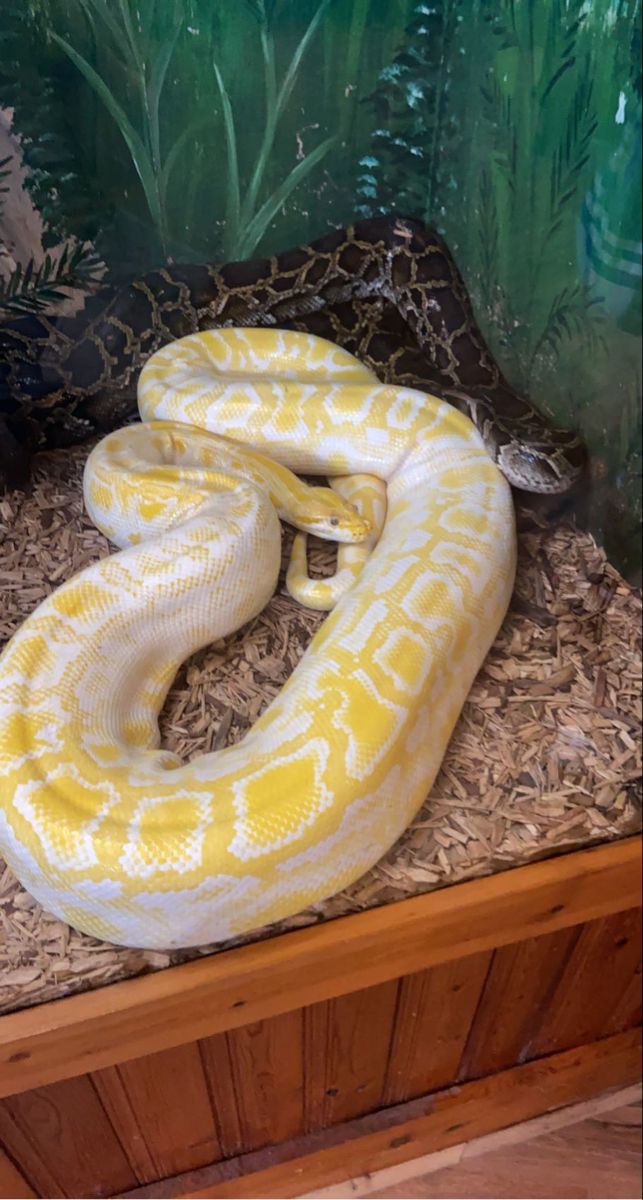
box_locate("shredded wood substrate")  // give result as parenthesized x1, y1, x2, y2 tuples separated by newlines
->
(0, 445, 640, 1015)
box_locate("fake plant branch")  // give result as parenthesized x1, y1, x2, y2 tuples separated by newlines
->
(0, 241, 102, 317)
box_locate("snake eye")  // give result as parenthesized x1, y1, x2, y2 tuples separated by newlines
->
(330, 517, 339, 527)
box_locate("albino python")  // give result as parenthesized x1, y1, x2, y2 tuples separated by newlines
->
(0, 327, 516, 948)
(0, 216, 585, 492)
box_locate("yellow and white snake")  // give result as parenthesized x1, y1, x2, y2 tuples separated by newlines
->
(0, 329, 516, 949)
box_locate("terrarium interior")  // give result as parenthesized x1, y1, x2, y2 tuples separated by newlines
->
(0, 0, 641, 1002)
(0, 0, 641, 574)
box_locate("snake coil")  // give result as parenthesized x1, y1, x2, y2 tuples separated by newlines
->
(0, 328, 516, 948)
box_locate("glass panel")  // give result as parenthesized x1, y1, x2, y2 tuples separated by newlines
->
(0, 0, 641, 575)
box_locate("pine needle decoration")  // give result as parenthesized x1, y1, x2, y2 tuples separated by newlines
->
(0, 242, 102, 316)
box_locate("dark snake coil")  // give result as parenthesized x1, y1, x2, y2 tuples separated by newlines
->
(0, 216, 585, 492)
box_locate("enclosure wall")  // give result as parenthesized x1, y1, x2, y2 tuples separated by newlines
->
(0, 840, 640, 1199)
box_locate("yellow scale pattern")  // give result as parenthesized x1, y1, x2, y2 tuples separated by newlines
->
(0, 330, 516, 949)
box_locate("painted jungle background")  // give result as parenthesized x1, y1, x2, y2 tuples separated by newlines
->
(0, 0, 641, 575)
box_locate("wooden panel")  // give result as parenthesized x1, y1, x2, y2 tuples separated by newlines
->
(304, 981, 398, 1130)
(202, 1011, 304, 1154)
(0, 1147, 36, 1200)
(606, 959, 643, 1035)
(457, 925, 582, 1081)
(0, 1075, 136, 1198)
(93, 1043, 221, 1182)
(0, 838, 639, 1099)
(120, 1028, 642, 1199)
(529, 907, 643, 1058)
(383, 953, 492, 1105)
(0, 1103, 63, 1199)
(91, 1064, 159, 1186)
(198, 1034, 243, 1160)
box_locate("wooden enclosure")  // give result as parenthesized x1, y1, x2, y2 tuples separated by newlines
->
(0, 836, 640, 1200)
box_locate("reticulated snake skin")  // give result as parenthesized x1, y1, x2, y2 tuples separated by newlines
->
(0, 216, 585, 492)
(0, 328, 516, 948)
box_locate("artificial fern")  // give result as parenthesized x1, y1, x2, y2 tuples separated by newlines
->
(0, 241, 102, 317)
(356, 0, 465, 228)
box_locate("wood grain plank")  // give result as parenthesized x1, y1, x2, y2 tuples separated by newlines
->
(304, 981, 399, 1130)
(198, 1034, 243, 1160)
(0, 1075, 136, 1198)
(457, 925, 582, 1081)
(200, 1013, 304, 1156)
(119, 1028, 642, 1199)
(94, 1043, 221, 1181)
(605, 960, 643, 1036)
(0, 838, 639, 1099)
(369, 1107, 643, 1200)
(222, 1011, 304, 1152)
(383, 953, 492, 1105)
(310, 1085, 642, 1200)
(0, 1146, 37, 1200)
(0, 1102, 63, 1199)
(529, 908, 643, 1058)
(91, 1064, 159, 1185)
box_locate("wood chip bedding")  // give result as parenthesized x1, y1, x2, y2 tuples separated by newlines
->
(0, 445, 640, 1015)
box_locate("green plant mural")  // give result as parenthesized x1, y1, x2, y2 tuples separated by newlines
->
(358, 3, 640, 375)
(39, 0, 338, 261)
(50, 0, 187, 261)
(357, 1, 467, 228)
(0, 150, 99, 316)
(0, 0, 641, 574)
(212, 0, 337, 258)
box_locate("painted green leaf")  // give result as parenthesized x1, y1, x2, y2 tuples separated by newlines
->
(238, 134, 336, 258)
(49, 31, 161, 229)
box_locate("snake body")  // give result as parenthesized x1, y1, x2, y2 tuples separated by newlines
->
(0, 328, 515, 949)
(0, 216, 584, 493)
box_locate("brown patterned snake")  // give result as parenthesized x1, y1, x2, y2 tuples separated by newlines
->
(0, 215, 585, 491)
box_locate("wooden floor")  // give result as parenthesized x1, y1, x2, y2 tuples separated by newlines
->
(368, 1100, 642, 1200)
(306, 1090, 643, 1200)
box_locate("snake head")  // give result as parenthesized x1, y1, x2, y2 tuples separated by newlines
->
(496, 438, 586, 494)
(295, 486, 372, 543)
